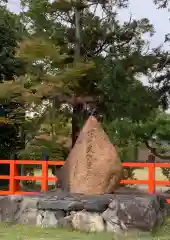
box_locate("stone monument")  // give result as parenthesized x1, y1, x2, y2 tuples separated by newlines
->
(58, 116, 123, 194)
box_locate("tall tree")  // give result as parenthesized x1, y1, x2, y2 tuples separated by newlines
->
(153, 0, 170, 8)
(0, 5, 25, 82)
(143, 0, 170, 158)
(0, 3, 26, 185)
(18, 0, 165, 148)
(0, 3, 25, 151)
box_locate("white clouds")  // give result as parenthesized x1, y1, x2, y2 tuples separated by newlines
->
(7, 0, 170, 48)
(119, 0, 170, 49)
(7, 0, 170, 89)
(7, 0, 20, 13)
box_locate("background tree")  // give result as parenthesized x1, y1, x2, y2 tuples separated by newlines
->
(0, 0, 170, 184)
(17, 0, 165, 147)
(0, 2, 26, 186)
(0, 6, 24, 81)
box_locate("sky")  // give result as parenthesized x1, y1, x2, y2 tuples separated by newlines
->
(118, 0, 170, 48)
(7, 0, 170, 86)
(6, 0, 170, 114)
(7, 0, 170, 48)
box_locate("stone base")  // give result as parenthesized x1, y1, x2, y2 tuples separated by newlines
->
(0, 192, 168, 233)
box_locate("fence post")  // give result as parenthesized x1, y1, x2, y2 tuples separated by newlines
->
(9, 160, 17, 194)
(41, 153, 48, 192)
(13, 154, 20, 191)
(148, 163, 155, 194)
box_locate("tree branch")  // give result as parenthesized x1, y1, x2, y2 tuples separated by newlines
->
(144, 138, 170, 160)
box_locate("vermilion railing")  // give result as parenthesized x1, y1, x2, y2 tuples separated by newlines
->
(0, 160, 170, 203)
(122, 162, 170, 203)
(0, 160, 64, 195)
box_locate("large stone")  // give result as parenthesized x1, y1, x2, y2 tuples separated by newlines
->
(16, 208, 38, 225)
(0, 196, 20, 223)
(102, 194, 167, 232)
(36, 211, 58, 228)
(57, 215, 73, 229)
(72, 210, 105, 232)
(36, 210, 65, 228)
(82, 197, 110, 212)
(0, 193, 166, 234)
(58, 116, 122, 194)
(14, 197, 39, 225)
(37, 199, 84, 211)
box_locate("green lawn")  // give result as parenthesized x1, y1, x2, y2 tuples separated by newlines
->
(0, 221, 169, 240)
(0, 224, 114, 240)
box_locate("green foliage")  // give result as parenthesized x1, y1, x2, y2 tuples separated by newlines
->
(0, 5, 25, 81)
(19, 139, 69, 161)
(17, 100, 71, 160)
(102, 118, 138, 160)
(162, 167, 170, 180)
(0, 124, 19, 158)
(102, 110, 170, 180)
(16, 37, 95, 102)
(153, 0, 169, 8)
(0, 5, 26, 162)
(0, 0, 170, 185)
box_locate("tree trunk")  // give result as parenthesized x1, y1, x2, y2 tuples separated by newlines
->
(134, 141, 139, 161)
(72, 101, 84, 147)
(72, 1, 82, 147)
(74, 5, 81, 60)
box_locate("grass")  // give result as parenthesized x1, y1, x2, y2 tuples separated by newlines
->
(0, 223, 113, 240)
(0, 221, 169, 240)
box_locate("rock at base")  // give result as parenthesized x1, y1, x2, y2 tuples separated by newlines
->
(0, 196, 20, 223)
(16, 208, 37, 225)
(0, 192, 166, 234)
(102, 194, 167, 232)
(37, 211, 58, 228)
(36, 210, 65, 228)
(58, 215, 73, 229)
(37, 199, 84, 211)
(72, 211, 105, 232)
(58, 116, 122, 194)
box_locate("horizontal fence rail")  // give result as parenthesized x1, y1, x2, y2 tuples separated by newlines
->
(0, 160, 170, 203)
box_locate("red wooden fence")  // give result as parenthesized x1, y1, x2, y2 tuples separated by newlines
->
(0, 160, 170, 203)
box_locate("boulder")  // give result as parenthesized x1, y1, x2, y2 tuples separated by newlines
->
(14, 197, 39, 225)
(37, 211, 58, 228)
(0, 193, 166, 233)
(83, 197, 110, 212)
(72, 210, 105, 232)
(36, 210, 65, 228)
(16, 208, 37, 225)
(57, 215, 73, 229)
(37, 199, 84, 211)
(79, 195, 113, 212)
(0, 196, 20, 223)
(102, 194, 167, 232)
(58, 116, 122, 194)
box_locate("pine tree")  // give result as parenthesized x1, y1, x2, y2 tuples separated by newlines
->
(0, 3, 26, 186)
(17, 0, 166, 148)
